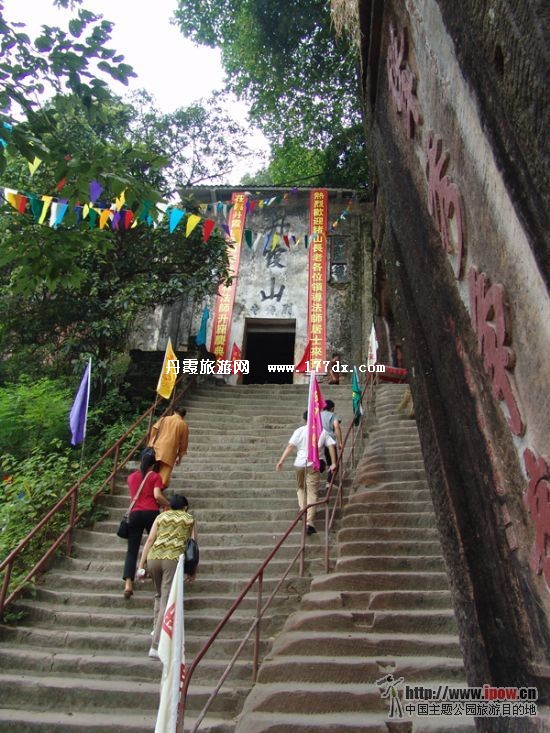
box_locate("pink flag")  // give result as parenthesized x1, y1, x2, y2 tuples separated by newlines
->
(155, 555, 185, 733)
(306, 371, 326, 470)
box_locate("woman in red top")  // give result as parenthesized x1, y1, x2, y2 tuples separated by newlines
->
(122, 450, 169, 598)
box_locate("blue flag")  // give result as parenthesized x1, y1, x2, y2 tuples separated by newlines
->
(69, 359, 91, 446)
(196, 306, 209, 347)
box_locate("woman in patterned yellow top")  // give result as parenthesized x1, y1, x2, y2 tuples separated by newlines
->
(137, 494, 196, 658)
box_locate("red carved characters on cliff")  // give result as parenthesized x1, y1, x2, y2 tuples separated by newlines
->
(468, 268, 525, 436)
(387, 25, 423, 140)
(523, 449, 550, 585)
(425, 132, 466, 279)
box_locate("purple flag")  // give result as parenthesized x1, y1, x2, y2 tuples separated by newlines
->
(69, 360, 91, 446)
(89, 180, 103, 204)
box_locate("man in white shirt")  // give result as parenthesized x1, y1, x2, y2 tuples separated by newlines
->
(276, 411, 337, 534)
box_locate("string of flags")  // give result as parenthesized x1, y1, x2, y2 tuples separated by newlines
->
(0, 174, 356, 243)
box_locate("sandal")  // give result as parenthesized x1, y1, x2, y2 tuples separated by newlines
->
(123, 589, 133, 599)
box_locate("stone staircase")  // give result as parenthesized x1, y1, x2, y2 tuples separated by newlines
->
(0, 382, 353, 733)
(234, 383, 475, 733)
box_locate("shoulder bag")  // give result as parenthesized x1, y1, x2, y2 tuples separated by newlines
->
(116, 471, 150, 539)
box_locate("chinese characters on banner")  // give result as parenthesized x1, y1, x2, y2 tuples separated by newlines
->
(209, 192, 247, 361)
(308, 189, 328, 370)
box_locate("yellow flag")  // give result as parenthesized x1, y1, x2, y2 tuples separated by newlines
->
(156, 338, 178, 399)
(186, 214, 201, 238)
(28, 157, 42, 176)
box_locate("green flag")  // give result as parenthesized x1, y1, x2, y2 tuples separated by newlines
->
(352, 366, 363, 426)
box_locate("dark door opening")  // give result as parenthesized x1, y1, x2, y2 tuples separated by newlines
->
(243, 321, 295, 384)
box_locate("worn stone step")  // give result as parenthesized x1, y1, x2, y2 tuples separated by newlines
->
(34, 571, 311, 596)
(0, 645, 252, 684)
(235, 710, 476, 733)
(256, 654, 466, 684)
(30, 587, 296, 613)
(338, 526, 439, 542)
(10, 600, 291, 638)
(0, 672, 248, 715)
(342, 512, 437, 529)
(0, 625, 271, 659)
(103, 494, 299, 509)
(0, 709, 232, 733)
(338, 541, 442, 557)
(310, 571, 449, 592)
(335, 555, 446, 573)
(300, 590, 453, 612)
(75, 529, 308, 548)
(283, 608, 457, 635)
(268, 630, 463, 658)
(344, 500, 434, 515)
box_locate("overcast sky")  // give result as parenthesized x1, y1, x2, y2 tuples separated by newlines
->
(2, 0, 269, 181)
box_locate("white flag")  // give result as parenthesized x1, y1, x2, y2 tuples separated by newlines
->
(155, 555, 186, 733)
(367, 323, 378, 368)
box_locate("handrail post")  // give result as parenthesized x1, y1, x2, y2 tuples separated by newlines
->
(0, 562, 13, 618)
(299, 513, 307, 577)
(324, 499, 330, 574)
(110, 443, 120, 494)
(66, 486, 78, 556)
(252, 571, 263, 684)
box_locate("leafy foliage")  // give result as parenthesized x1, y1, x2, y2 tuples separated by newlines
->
(174, 0, 369, 187)
(0, 0, 136, 185)
(0, 378, 72, 461)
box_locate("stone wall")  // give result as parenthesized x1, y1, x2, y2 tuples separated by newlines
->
(353, 0, 549, 720)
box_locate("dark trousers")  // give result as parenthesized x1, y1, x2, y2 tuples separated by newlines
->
(122, 510, 159, 580)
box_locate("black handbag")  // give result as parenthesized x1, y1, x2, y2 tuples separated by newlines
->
(184, 538, 199, 575)
(116, 472, 150, 539)
(117, 516, 129, 539)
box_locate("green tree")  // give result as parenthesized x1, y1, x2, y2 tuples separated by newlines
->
(0, 94, 236, 386)
(174, 0, 369, 187)
(0, 0, 136, 192)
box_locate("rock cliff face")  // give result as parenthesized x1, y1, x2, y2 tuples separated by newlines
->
(346, 0, 550, 721)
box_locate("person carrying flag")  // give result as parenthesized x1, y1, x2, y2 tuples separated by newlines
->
(276, 411, 337, 535)
(148, 405, 189, 488)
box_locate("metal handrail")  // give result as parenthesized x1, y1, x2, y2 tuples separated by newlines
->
(178, 372, 378, 733)
(0, 375, 196, 617)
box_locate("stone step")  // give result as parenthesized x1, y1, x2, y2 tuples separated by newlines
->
(300, 590, 453, 611)
(0, 709, 232, 733)
(310, 571, 449, 592)
(0, 625, 271, 659)
(0, 672, 247, 716)
(10, 600, 291, 638)
(338, 540, 442, 557)
(75, 528, 309, 548)
(283, 608, 457, 635)
(256, 654, 466, 684)
(344, 500, 434, 514)
(34, 571, 311, 596)
(341, 512, 437, 529)
(31, 587, 296, 613)
(268, 631, 463, 658)
(335, 555, 446, 573)
(234, 710, 475, 732)
(102, 495, 300, 509)
(0, 645, 252, 684)
(72, 541, 322, 563)
(338, 526, 440, 542)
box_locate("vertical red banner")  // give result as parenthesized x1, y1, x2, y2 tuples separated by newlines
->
(210, 192, 247, 360)
(307, 189, 328, 369)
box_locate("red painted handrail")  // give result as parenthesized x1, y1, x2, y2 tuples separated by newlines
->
(0, 376, 196, 617)
(177, 372, 378, 733)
